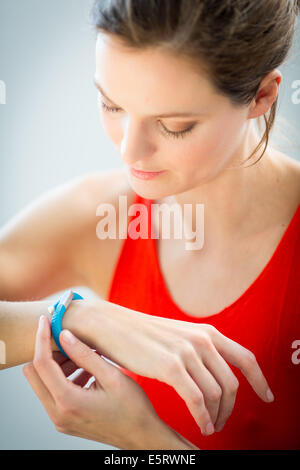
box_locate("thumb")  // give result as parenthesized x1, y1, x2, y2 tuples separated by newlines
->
(59, 329, 120, 389)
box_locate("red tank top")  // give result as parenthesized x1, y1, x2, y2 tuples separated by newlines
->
(107, 192, 300, 450)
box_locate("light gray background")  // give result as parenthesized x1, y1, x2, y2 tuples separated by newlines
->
(0, 0, 299, 450)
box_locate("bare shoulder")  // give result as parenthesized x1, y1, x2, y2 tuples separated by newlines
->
(76, 168, 135, 238)
(273, 148, 300, 177)
(0, 170, 133, 301)
(79, 168, 135, 217)
(72, 168, 136, 298)
(279, 151, 300, 178)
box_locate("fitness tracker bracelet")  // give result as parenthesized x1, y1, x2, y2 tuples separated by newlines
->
(49, 289, 84, 359)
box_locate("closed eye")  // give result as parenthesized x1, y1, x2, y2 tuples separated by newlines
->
(99, 100, 197, 140)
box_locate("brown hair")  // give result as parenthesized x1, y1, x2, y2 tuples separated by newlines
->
(90, 0, 300, 168)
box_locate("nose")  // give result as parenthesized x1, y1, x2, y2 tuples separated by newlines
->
(120, 117, 155, 166)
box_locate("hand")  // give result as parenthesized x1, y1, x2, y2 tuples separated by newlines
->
(87, 300, 275, 436)
(22, 315, 197, 450)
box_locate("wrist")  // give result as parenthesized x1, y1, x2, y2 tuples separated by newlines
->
(60, 298, 97, 350)
(128, 417, 199, 450)
(44, 300, 60, 352)
(70, 297, 132, 362)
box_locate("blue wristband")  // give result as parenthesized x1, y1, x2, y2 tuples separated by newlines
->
(50, 289, 84, 359)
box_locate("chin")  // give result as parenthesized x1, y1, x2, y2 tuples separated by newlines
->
(125, 174, 164, 200)
(128, 184, 164, 201)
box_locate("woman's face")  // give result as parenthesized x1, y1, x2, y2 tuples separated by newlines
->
(94, 32, 251, 200)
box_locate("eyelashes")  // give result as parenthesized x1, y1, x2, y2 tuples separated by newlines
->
(99, 100, 196, 140)
(100, 101, 120, 114)
(160, 123, 196, 139)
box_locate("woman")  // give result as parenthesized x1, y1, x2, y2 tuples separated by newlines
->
(1, 0, 300, 449)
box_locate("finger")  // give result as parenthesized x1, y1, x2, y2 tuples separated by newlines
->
(201, 345, 239, 431)
(34, 316, 75, 403)
(212, 331, 274, 402)
(186, 356, 222, 425)
(59, 329, 121, 390)
(168, 362, 214, 436)
(34, 327, 89, 386)
(22, 363, 55, 412)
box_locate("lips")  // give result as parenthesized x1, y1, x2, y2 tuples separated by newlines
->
(132, 167, 164, 173)
(130, 166, 167, 180)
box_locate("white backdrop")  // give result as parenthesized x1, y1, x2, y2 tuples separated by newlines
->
(0, 0, 299, 450)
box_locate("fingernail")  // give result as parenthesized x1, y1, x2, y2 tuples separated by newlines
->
(38, 315, 46, 328)
(266, 389, 274, 402)
(215, 422, 224, 432)
(205, 422, 214, 435)
(61, 329, 76, 345)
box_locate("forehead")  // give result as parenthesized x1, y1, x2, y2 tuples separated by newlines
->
(95, 33, 219, 110)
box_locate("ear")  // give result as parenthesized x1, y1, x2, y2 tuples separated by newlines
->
(247, 69, 282, 120)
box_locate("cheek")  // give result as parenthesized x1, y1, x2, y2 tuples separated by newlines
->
(188, 116, 245, 170)
(166, 126, 219, 173)
(209, 118, 247, 172)
(168, 115, 246, 177)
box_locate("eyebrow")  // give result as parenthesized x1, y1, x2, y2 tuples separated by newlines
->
(93, 78, 205, 118)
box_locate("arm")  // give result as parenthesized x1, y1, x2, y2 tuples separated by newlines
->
(0, 296, 198, 448)
(1, 291, 274, 438)
(0, 171, 116, 369)
(0, 297, 128, 370)
(0, 174, 92, 303)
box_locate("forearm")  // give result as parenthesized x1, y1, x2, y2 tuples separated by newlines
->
(0, 300, 58, 369)
(78, 298, 156, 366)
(0, 298, 91, 370)
(0, 294, 131, 370)
(0, 295, 174, 370)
